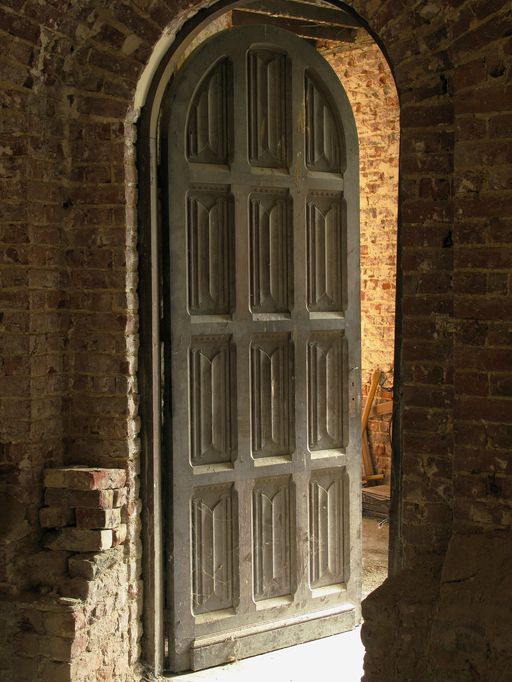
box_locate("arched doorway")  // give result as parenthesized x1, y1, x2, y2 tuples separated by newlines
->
(158, 24, 360, 673)
(136, 3, 400, 675)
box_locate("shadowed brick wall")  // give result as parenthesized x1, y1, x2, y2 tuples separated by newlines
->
(0, 1, 511, 681)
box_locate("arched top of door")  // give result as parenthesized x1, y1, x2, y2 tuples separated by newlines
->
(133, 1, 392, 137)
(159, 24, 358, 178)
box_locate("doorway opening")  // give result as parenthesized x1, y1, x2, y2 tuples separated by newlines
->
(137, 0, 399, 674)
(170, 0, 399, 609)
(316, 37, 399, 599)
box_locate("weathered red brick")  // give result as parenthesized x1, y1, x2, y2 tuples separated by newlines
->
(455, 396, 512, 422)
(402, 103, 453, 128)
(112, 524, 127, 546)
(44, 633, 89, 662)
(454, 444, 512, 474)
(43, 609, 86, 638)
(455, 297, 512, 321)
(39, 658, 74, 682)
(403, 406, 452, 433)
(455, 371, 489, 396)
(456, 84, 512, 114)
(488, 113, 512, 138)
(39, 506, 75, 529)
(454, 474, 489, 499)
(112, 487, 127, 507)
(403, 384, 454, 409)
(29, 550, 70, 587)
(75, 507, 121, 529)
(44, 467, 126, 491)
(45, 488, 115, 509)
(43, 528, 113, 552)
(75, 95, 128, 120)
(456, 247, 512, 270)
(456, 141, 512, 167)
(68, 555, 97, 580)
(490, 374, 512, 397)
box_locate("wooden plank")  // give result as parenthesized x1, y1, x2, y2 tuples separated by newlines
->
(364, 484, 390, 498)
(362, 369, 382, 431)
(361, 370, 381, 481)
(362, 484, 390, 518)
(373, 400, 393, 416)
(232, 11, 357, 42)
(361, 432, 374, 479)
(238, 0, 361, 28)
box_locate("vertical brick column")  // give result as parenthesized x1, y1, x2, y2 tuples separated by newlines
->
(451, 0, 512, 535)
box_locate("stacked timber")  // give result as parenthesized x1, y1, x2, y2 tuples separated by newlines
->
(362, 484, 390, 519)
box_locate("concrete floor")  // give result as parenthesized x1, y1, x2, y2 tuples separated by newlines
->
(159, 518, 388, 682)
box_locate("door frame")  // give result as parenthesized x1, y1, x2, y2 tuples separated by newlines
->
(136, 1, 403, 674)
(136, 6, 239, 673)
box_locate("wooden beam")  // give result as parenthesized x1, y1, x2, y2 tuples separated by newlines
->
(238, 0, 361, 29)
(361, 369, 382, 481)
(372, 400, 393, 416)
(232, 10, 357, 42)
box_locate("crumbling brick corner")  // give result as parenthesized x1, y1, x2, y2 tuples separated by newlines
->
(0, 467, 139, 682)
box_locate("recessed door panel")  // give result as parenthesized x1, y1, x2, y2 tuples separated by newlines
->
(249, 191, 292, 315)
(250, 333, 294, 459)
(191, 484, 236, 614)
(308, 332, 347, 452)
(248, 49, 289, 168)
(253, 476, 294, 601)
(307, 192, 345, 313)
(309, 468, 348, 589)
(187, 187, 234, 317)
(189, 335, 236, 466)
(305, 71, 343, 173)
(187, 58, 233, 164)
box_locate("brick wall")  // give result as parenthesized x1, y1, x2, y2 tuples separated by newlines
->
(0, 1, 511, 681)
(0, 12, 68, 597)
(362, 0, 512, 679)
(322, 37, 399, 384)
(451, 0, 512, 536)
(321, 37, 399, 481)
(0, 546, 136, 682)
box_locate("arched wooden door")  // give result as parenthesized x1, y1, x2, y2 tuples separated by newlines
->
(160, 24, 361, 673)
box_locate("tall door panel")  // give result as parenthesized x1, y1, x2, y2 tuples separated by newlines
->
(161, 25, 360, 673)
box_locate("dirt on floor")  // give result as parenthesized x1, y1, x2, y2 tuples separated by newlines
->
(362, 516, 389, 599)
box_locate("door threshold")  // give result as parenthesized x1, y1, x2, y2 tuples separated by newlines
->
(161, 627, 364, 681)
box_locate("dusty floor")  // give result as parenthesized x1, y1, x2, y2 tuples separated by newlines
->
(362, 516, 389, 599)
